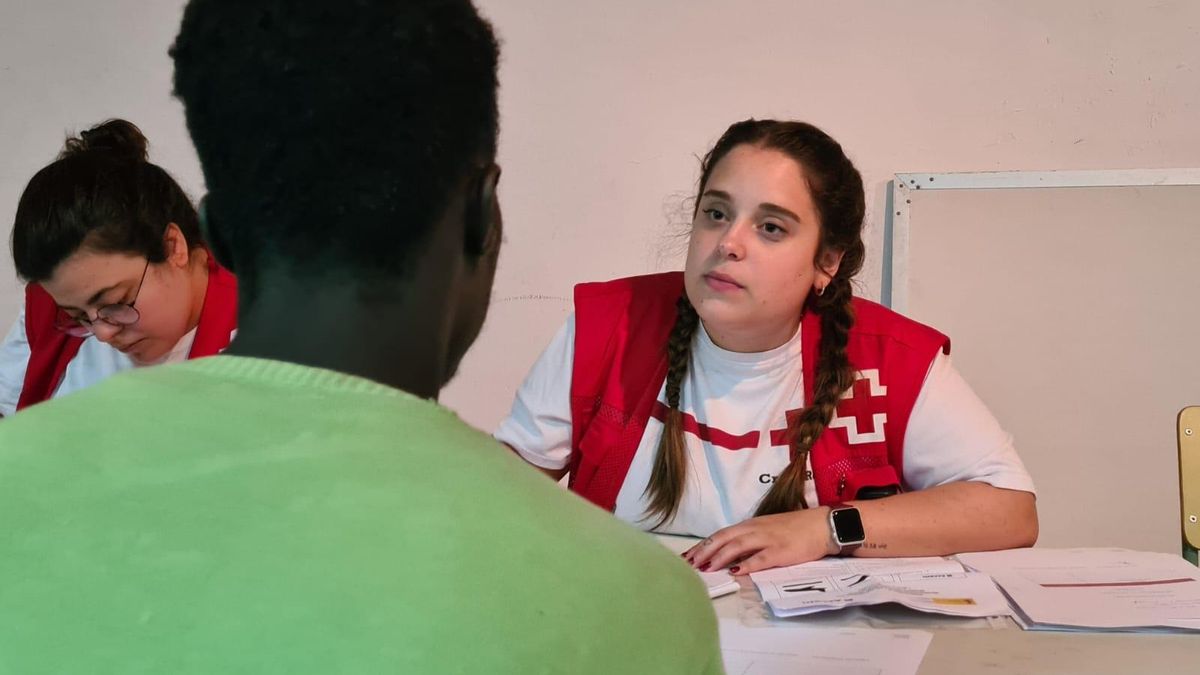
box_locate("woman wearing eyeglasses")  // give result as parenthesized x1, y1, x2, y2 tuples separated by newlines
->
(0, 119, 237, 417)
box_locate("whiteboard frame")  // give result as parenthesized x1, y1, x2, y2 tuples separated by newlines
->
(882, 169, 1200, 310)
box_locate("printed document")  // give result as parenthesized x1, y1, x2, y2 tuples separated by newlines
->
(750, 556, 1013, 619)
(958, 548, 1200, 632)
(720, 618, 932, 675)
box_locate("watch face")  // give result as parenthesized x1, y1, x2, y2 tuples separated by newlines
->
(831, 507, 866, 544)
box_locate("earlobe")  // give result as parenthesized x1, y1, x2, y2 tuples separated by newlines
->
(465, 163, 502, 258)
(198, 195, 237, 273)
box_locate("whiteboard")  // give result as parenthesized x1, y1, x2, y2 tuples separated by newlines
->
(887, 170, 1200, 554)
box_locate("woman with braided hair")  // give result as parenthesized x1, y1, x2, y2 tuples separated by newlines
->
(496, 119, 1037, 574)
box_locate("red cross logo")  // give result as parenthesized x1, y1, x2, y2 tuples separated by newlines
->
(828, 369, 888, 444)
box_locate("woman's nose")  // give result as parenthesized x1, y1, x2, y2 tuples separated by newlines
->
(717, 224, 748, 260)
(89, 320, 122, 343)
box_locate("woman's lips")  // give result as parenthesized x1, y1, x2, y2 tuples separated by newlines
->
(704, 272, 743, 292)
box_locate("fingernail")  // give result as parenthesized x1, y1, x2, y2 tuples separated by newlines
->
(699, 563, 710, 572)
(730, 566, 740, 574)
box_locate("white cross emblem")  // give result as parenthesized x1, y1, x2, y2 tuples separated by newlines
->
(827, 369, 888, 444)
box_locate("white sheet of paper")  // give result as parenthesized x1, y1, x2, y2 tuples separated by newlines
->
(719, 618, 932, 675)
(957, 548, 1200, 632)
(700, 569, 740, 599)
(751, 556, 1013, 619)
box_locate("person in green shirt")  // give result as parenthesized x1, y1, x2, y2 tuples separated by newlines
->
(0, 1, 724, 673)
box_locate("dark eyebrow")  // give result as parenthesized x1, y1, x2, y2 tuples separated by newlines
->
(760, 202, 802, 224)
(701, 190, 803, 224)
(59, 284, 120, 313)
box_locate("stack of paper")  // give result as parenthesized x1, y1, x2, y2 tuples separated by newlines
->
(957, 548, 1200, 632)
(719, 618, 932, 675)
(699, 569, 741, 599)
(750, 556, 1013, 619)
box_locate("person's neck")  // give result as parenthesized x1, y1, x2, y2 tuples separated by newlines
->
(701, 315, 801, 353)
(223, 277, 452, 400)
(184, 248, 211, 332)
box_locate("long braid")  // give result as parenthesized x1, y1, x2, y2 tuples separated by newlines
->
(643, 294, 700, 527)
(755, 273, 857, 515)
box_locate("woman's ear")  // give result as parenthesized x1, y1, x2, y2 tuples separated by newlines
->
(198, 195, 236, 273)
(815, 248, 845, 286)
(163, 222, 191, 267)
(464, 163, 502, 258)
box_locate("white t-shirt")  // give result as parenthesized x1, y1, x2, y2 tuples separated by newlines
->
(0, 306, 200, 418)
(495, 314, 1036, 537)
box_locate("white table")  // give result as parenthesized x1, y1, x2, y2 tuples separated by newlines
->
(657, 535, 1200, 673)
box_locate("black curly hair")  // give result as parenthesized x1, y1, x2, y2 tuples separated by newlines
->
(170, 0, 500, 288)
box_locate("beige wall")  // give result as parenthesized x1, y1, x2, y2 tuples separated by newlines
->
(446, 0, 1200, 429)
(1, 0, 1197, 438)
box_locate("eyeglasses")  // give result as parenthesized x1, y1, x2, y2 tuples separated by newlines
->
(54, 260, 151, 337)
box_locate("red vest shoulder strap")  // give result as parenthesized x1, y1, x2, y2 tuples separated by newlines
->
(848, 298, 952, 356)
(572, 272, 683, 417)
(189, 257, 239, 358)
(17, 284, 84, 411)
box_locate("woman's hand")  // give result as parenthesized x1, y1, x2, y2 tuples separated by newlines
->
(682, 507, 838, 576)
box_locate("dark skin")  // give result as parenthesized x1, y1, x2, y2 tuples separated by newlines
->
(205, 164, 503, 399)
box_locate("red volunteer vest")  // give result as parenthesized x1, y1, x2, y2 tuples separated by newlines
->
(17, 255, 238, 411)
(567, 272, 950, 512)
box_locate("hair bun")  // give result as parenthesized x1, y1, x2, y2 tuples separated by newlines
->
(59, 119, 149, 162)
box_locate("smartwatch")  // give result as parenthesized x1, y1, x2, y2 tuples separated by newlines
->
(827, 503, 866, 555)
